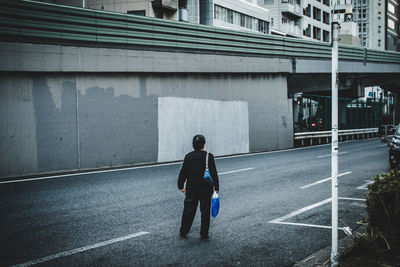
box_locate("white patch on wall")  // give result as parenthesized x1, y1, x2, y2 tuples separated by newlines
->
(158, 97, 249, 162)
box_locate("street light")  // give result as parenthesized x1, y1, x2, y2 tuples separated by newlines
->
(331, 21, 340, 267)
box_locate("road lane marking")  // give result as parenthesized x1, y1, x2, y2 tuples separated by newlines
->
(338, 197, 365, 201)
(269, 198, 365, 233)
(219, 168, 254, 175)
(317, 152, 348, 158)
(269, 198, 332, 223)
(357, 180, 373, 190)
(0, 161, 186, 184)
(11, 231, 149, 267)
(378, 144, 388, 147)
(0, 166, 254, 185)
(299, 171, 352, 189)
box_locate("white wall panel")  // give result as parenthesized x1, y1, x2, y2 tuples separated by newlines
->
(158, 97, 249, 162)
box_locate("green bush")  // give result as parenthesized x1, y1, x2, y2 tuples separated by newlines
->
(340, 170, 400, 266)
(366, 169, 400, 251)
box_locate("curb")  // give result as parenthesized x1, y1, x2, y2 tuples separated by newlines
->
(293, 226, 366, 267)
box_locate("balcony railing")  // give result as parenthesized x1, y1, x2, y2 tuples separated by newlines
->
(152, 0, 178, 11)
(280, 23, 302, 37)
(281, 3, 303, 19)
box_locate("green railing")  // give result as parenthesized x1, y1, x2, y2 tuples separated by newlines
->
(1, 0, 400, 64)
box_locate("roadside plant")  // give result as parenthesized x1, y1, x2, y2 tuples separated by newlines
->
(366, 169, 400, 251)
(340, 170, 400, 266)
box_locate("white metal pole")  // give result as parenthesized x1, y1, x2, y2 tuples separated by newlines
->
(83, 0, 85, 8)
(331, 21, 340, 267)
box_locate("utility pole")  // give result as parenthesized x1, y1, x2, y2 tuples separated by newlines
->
(331, 21, 340, 267)
(83, 0, 85, 8)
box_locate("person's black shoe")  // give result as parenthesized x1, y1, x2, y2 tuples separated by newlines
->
(200, 235, 209, 241)
(180, 233, 187, 238)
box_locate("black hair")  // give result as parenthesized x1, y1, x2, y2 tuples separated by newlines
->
(192, 134, 206, 151)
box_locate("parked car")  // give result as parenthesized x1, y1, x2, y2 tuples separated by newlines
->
(310, 118, 324, 131)
(389, 126, 400, 169)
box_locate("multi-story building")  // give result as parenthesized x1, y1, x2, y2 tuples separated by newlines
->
(386, 0, 399, 51)
(208, 0, 270, 34)
(332, 0, 361, 46)
(38, 0, 270, 35)
(302, 0, 331, 42)
(258, 0, 303, 38)
(259, 0, 331, 42)
(351, 0, 399, 51)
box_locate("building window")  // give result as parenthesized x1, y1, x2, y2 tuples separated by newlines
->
(214, 5, 268, 34)
(388, 3, 395, 14)
(323, 30, 329, 42)
(388, 19, 395, 30)
(313, 7, 321, 21)
(127, 10, 146, 16)
(313, 26, 321, 40)
(303, 24, 311, 37)
(303, 5, 311, 17)
(323, 11, 329, 24)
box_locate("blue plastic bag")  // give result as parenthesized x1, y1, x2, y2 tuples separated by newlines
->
(211, 191, 219, 218)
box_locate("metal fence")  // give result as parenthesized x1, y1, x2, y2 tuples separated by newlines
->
(0, 0, 400, 63)
(293, 94, 397, 133)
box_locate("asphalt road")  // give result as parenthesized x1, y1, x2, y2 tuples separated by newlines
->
(0, 138, 390, 266)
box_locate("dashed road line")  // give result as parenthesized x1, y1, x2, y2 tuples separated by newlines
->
(299, 172, 352, 189)
(357, 180, 373, 190)
(11, 231, 149, 267)
(317, 152, 348, 158)
(220, 168, 254, 175)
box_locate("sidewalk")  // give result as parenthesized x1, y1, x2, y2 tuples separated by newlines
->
(293, 226, 365, 267)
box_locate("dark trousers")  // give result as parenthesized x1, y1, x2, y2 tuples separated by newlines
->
(180, 192, 212, 237)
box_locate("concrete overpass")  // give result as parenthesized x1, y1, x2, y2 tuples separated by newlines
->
(1, 0, 400, 179)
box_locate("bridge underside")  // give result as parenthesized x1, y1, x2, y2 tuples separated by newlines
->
(288, 73, 400, 98)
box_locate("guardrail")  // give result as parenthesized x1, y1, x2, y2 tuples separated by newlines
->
(0, 0, 400, 64)
(294, 128, 378, 146)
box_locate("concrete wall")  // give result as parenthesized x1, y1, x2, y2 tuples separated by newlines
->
(0, 72, 293, 178)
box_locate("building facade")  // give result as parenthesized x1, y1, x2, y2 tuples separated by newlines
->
(386, 0, 399, 51)
(40, 0, 271, 34)
(332, 0, 361, 47)
(259, 0, 331, 42)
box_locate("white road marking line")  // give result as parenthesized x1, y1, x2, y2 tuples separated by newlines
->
(299, 171, 352, 189)
(11, 231, 149, 267)
(378, 144, 388, 147)
(0, 161, 185, 185)
(317, 152, 348, 158)
(269, 198, 332, 223)
(338, 197, 365, 201)
(269, 198, 365, 232)
(269, 221, 332, 229)
(357, 180, 373, 190)
(220, 168, 254, 175)
(269, 221, 351, 234)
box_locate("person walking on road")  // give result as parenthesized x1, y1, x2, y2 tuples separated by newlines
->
(178, 134, 219, 240)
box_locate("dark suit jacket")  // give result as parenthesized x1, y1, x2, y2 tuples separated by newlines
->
(178, 150, 219, 194)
